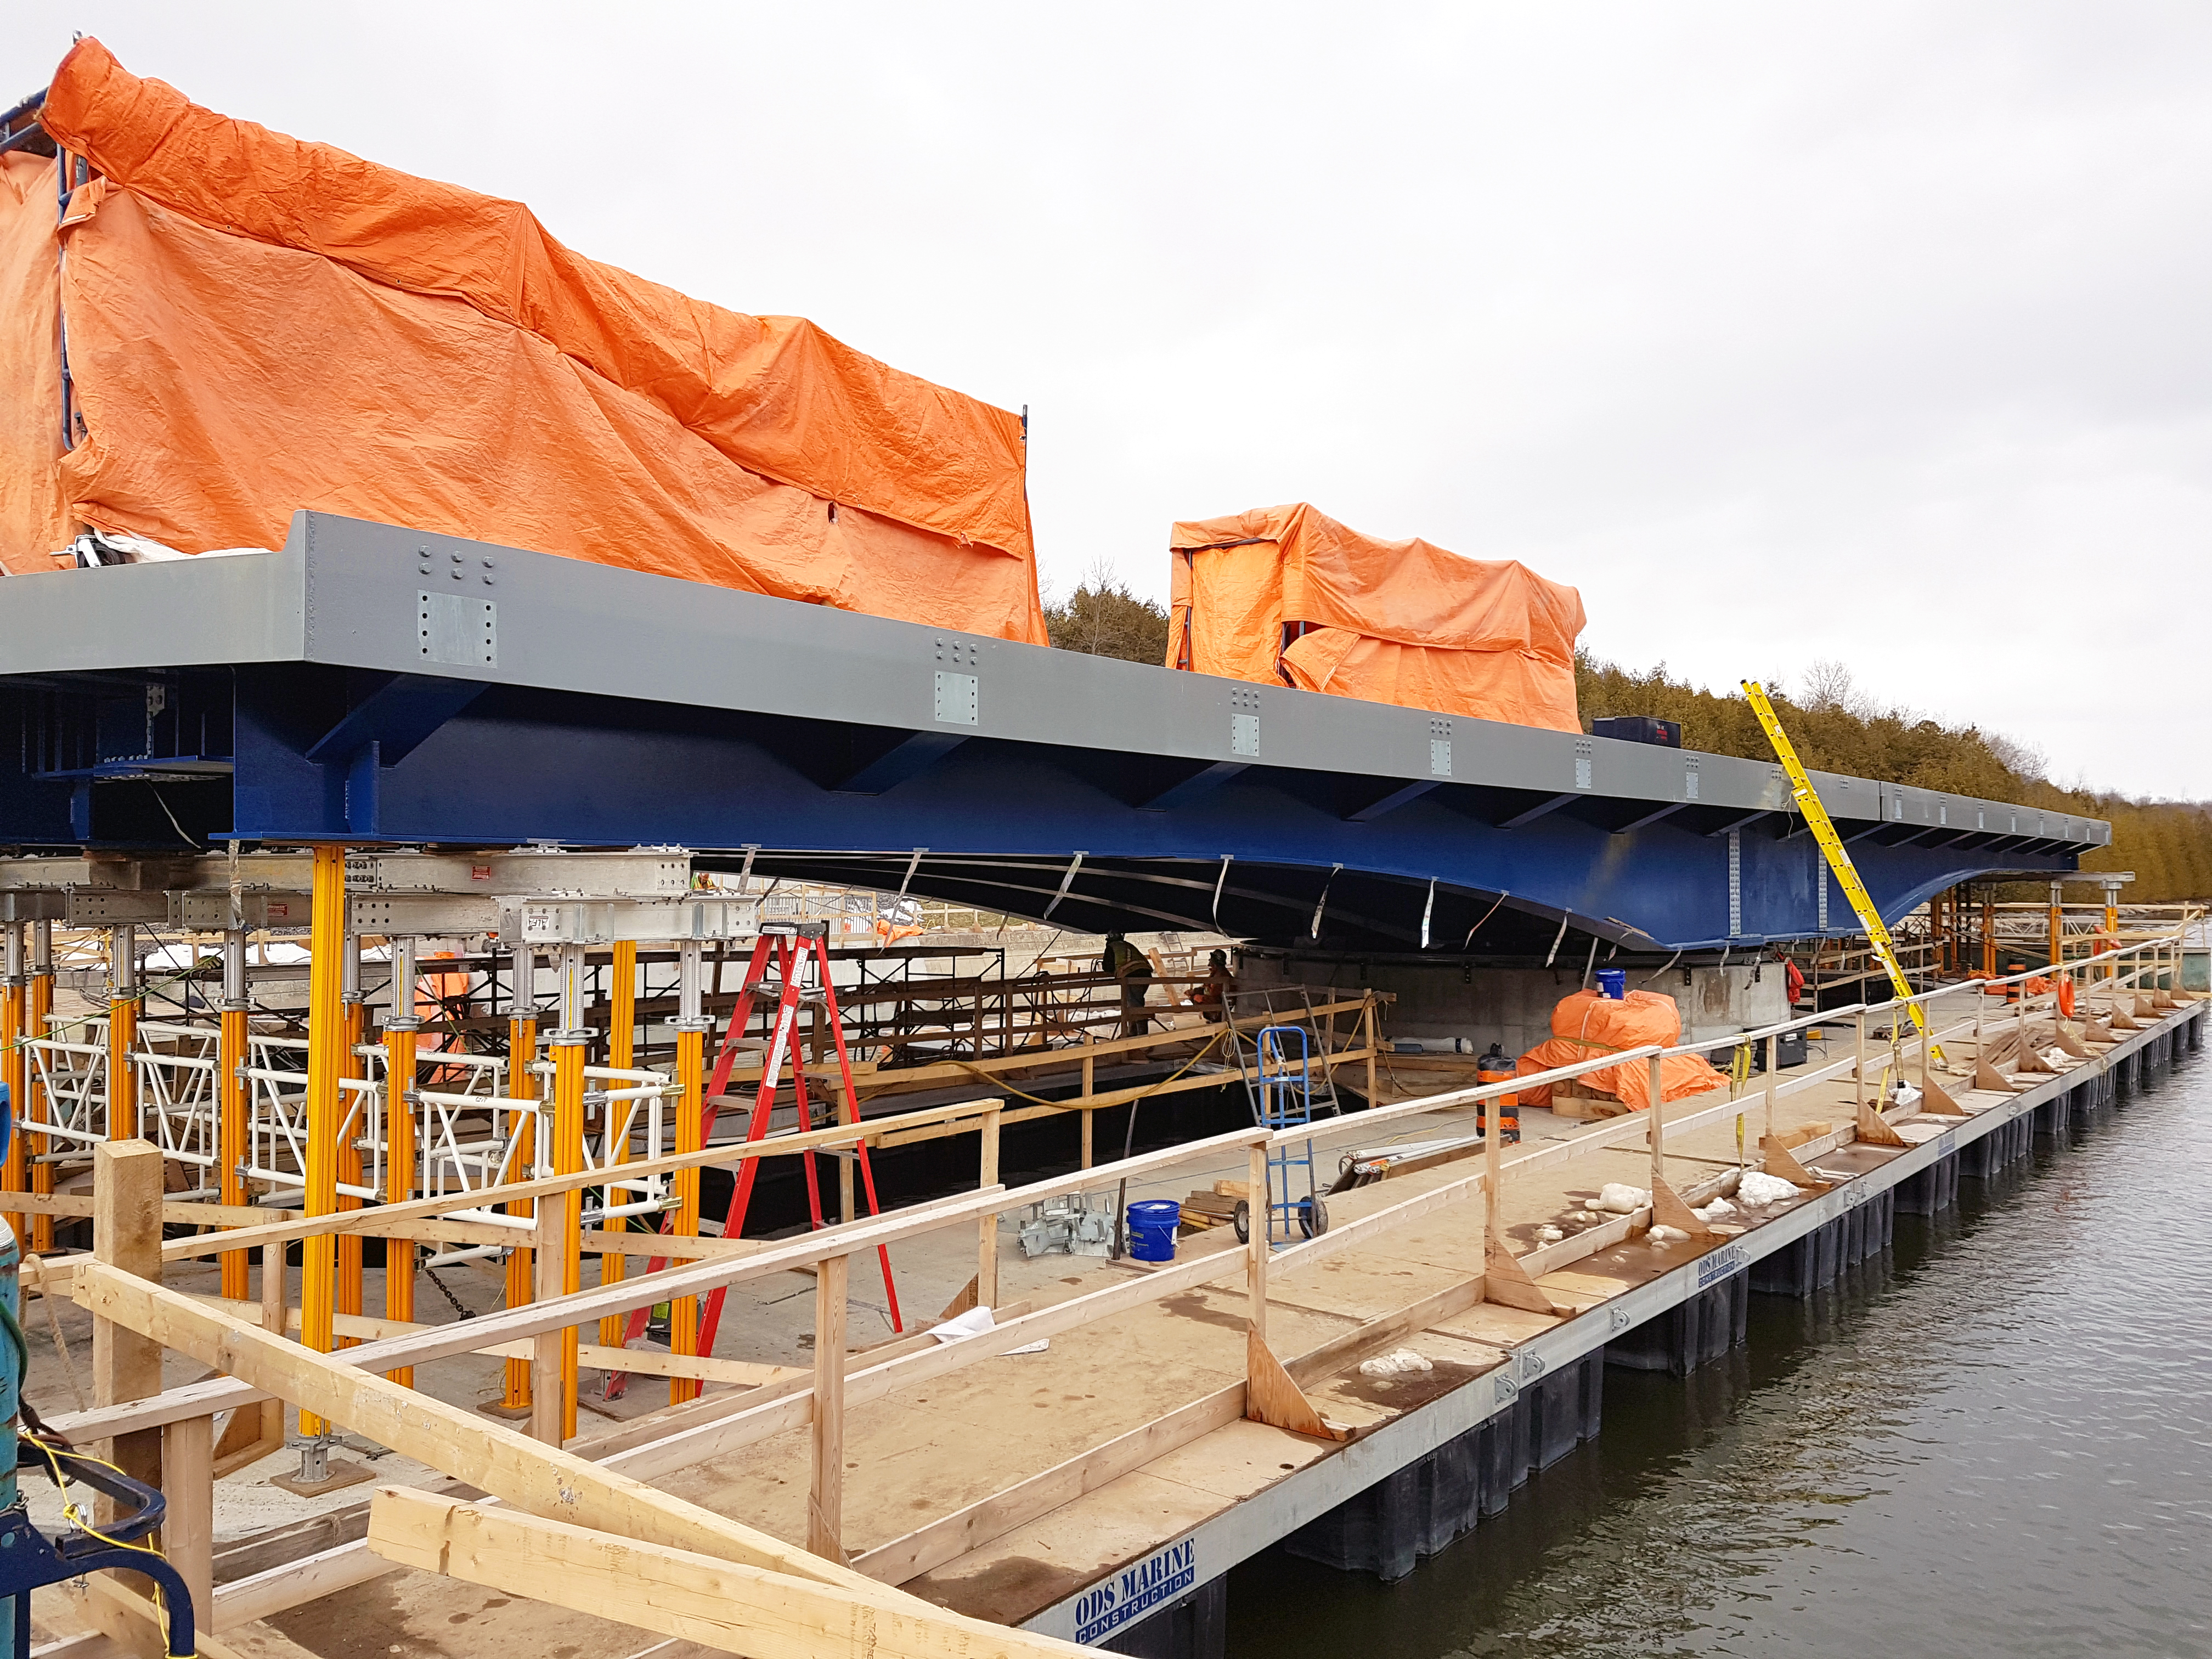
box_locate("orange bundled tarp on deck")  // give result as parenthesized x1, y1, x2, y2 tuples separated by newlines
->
(1514, 989, 1726, 1111)
(2, 40, 1045, 642)
(1164, 504, 1584, 731)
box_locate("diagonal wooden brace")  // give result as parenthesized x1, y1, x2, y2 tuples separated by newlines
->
(1245, 1330, 1350, 1442)
(1482, 1239, 1565, 1316)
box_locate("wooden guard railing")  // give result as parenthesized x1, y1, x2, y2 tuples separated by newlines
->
(26, 933, 2195, 1649)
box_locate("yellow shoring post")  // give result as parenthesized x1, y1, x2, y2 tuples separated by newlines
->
(2048, 883, 2064, 978)
(2104, 888, 2120, 981)
(549, 952, 589, 1442)
(669, 939, 708, 1406)
(598, 939, 636, 1349)
(501, 946, 538, 1414)
(335, 933, 366, 1346)
(300, 843, 347, 1437)
(105, 923, 139, 1141)
(218, 929, 252, 1302)
(2, 919, 25, 1248)
(27, 923, 52, 1253)
(383, 934, 420, 1388)
(1741, 681, 1940, 1059)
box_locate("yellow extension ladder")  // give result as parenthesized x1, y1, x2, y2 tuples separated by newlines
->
(1740, 679, 1939, 1053)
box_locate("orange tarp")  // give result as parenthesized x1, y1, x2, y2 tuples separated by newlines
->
(1164, 504, 1584, 730)
(3, 40, 1046, 642)
(1513, 989, 1726, 1111)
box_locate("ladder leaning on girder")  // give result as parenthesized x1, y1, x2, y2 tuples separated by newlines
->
(1740, 679, 1940, 1056)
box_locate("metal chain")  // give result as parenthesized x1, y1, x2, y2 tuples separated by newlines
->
(422, 1259, 476, 1320)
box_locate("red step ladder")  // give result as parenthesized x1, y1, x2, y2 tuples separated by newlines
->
(602, 923, 900, 1400)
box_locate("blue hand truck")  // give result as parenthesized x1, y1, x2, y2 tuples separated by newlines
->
(1232, 1024, 1330, 1247)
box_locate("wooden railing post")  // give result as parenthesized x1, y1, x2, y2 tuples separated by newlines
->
(1763, 1032, 1779, 1148)
(531, 1191, 565, 1446)
(161, 1414, 213, 1617)
(93, 1140, 165, 1527)
(809, 1251, 849, 1561)
(260, 1239, 284, 1336)
(1917, 996, 1932, 1091)
(1245, 1142, 1268, 1342)
(1853, 1013, 1867, 1112)
(1079, 1035, 1096, 1170)
(1363, 992, 1378, 1107)
(977, 1106, 1002, 1311)
(1646, 1054, 1666, 1195)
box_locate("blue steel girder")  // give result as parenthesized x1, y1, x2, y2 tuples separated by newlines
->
(0, 512, 2100, 951)
(218, 673, 2075, 950)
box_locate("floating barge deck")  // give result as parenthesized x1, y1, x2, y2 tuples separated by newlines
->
(1, 520, 2196, 1659)
(13, 964, 2199, 1659)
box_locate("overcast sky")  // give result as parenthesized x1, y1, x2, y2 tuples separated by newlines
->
(16, 3, 2210, 799)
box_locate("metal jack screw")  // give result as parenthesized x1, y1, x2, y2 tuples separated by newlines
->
(274, 1429, 374, 1497)
(290, 1432, 334, 1486)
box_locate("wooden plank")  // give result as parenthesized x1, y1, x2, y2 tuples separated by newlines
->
(1245, 1143, 1268, 1345)
(77, 1573, 254, 1659)
(27, 1632, 121, 1659)
(40, 1274, 1016, 1459)
(155, 1094, 1010, 1263)
(194, 1296, 802, 1387)
(1, 1194, 614, 1257)
(70, 1262, 935, 1608)
(365, 1487, 1100, 1659)
(253, 1125, 1269, 1384)
(810, 1253, 849, 1564)
(201, 1296, 1035, 1631)
(850, 1386, 1245, 1587)
(977, 1108, 1002, 1310)
(210, 1534, 395, 1633)
(852, 995, 1373, 1095)
(76, 1185, 1011, 1441)
(92, 1142, 165, 1514)
(1284, 1273, 1488, 1387)
(159, 1414, 214, 1621)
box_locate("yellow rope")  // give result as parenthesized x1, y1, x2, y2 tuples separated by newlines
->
(946, 1028, 1229, 1108)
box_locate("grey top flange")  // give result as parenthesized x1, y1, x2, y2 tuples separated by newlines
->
(0, 511, 2107, 849)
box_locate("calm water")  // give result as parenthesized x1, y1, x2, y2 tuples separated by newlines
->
(1230, 1048, 2212, 1658)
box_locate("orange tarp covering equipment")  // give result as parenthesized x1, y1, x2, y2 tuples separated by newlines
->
(1, 40, 1047, 644)
(1164, 504, 1584, 731)
(1513, 989, 1726, 1111)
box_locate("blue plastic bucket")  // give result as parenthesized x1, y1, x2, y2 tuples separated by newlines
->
(1596, 968, 1627, 1000)
(1126, 1200, 1182, 1262)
